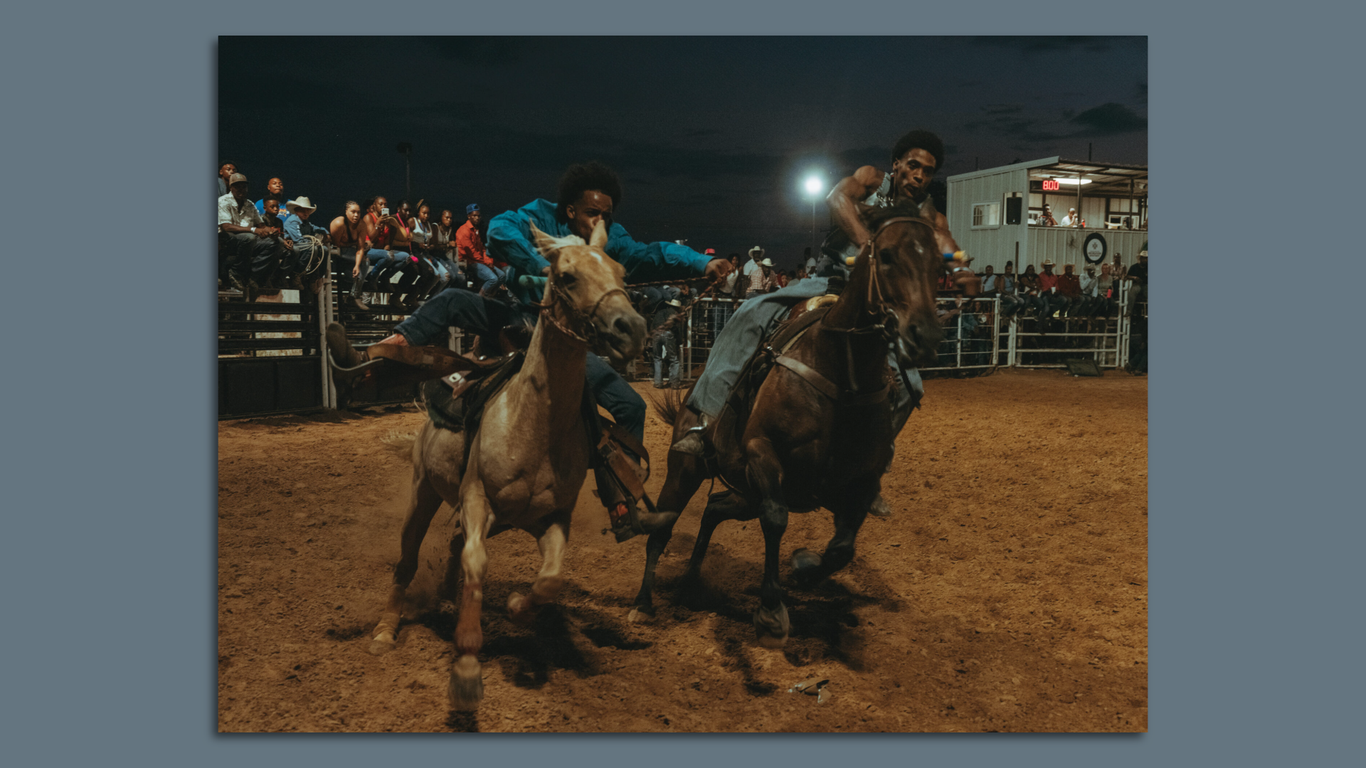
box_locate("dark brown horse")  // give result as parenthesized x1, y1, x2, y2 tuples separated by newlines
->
(631, 203, 946, 646)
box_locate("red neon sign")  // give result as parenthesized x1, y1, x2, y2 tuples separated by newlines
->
(1041, 179, 1060, 191)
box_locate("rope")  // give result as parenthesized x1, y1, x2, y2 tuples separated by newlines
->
(298, 234, 330, 275)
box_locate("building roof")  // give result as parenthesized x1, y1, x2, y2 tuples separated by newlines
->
(949, 156, 1148, 197)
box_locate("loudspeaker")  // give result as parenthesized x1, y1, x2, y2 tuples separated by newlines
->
(1006, 196, 1023, 225)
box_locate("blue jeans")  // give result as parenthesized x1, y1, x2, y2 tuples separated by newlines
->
(393, 288, 647, 443)
(360, 248, 400, 280)
(653, 329, 680, 388)
(470, 262, 508, 296)
(686, 277, 922, 427)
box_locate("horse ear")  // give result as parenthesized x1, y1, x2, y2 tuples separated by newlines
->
(589, 220, 609, 249)
(529, 220, 560, 257)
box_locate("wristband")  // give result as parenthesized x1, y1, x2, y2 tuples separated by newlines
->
(250, 226, 256, 234)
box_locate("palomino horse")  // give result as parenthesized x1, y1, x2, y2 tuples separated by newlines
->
(633, 202, 946, 646)
(367, 220, 646, 710)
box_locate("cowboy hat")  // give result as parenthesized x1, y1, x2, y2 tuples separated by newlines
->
(759, 258, 774, 267)
(1041, 259, 1055, 266)
(285, 196, 317, 213)
(665, 298, 683, 308)
(749, 246, 765, 257)
(228, 173, 248, 186)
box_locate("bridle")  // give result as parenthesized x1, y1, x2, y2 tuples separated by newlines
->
(818, 214, 937, 398)
(530, 271, 629, 348)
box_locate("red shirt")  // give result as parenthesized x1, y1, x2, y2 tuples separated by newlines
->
(457, 221, 502, 267)
(1039, 272, 1060, 292)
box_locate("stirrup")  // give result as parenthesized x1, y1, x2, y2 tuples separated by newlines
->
(669, 415, 711, 457)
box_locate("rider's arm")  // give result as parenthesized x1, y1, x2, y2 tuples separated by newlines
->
(825, 164, 885, 249)
(604, 224, 713, 282)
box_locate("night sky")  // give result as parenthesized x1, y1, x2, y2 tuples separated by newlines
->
(219, 36, 1146, 270)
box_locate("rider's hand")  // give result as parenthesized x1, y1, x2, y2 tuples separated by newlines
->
(704, 258, 733, 282)
(352, 265, 361, 279)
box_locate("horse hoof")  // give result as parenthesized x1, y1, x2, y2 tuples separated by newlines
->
(627, 605, 655, 624)
(792, 547, 821, 571)
(448, 656, 484, 711)
(753, 603, 790, 648)
(507, 592, 536, 628)
(368, 636, 396, 656)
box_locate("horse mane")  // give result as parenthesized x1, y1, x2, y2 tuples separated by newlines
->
(861, 198, 927, 231)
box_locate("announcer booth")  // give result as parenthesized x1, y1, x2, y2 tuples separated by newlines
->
(945, 157, 1148, 274)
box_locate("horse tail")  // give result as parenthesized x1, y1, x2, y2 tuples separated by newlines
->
(648, 387, 685, 426)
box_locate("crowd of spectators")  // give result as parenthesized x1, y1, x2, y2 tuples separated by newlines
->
(216, 161, 508, 308)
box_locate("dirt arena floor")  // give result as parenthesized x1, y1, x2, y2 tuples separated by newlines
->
(217, 368, 1147, 732)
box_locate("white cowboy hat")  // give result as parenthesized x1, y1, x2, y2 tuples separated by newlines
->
(759, 258, 774, 267)
(749, 246, 765, 257)
(285, 196, 317, 213)
(665, 298, 683, 308)
(1041, 259, 1055, 267)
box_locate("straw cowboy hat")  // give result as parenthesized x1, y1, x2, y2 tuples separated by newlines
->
(759, 258, 774, 267)
(1041, 259, 1055, 267)
(749, 246, 765, 258)
(285, 196, 317, 213)
(665, 298, 684, 308)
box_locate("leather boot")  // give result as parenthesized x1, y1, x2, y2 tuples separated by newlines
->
(669, 413, 711, 457)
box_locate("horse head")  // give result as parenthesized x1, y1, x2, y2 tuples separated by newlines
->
(529, 220, 647, 363)
(854, 202, 946, 369)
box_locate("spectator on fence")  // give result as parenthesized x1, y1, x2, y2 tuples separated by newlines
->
(803, 246, 818, 275)
(742, 246, 764, 291)
(1057, 263, 1082, 316)
(410, 202, 453, 300)
(280, 196, 332, 293)
(1038, 204, 1058, 227)
(998, 261, 1025, 317)
(358, 195, 409, 306)
(255, 178, 285, 216)
(1110, 252, 1127, 285)
(217, 161, 237, 197)
(458, 203, 507, 298)
(330, 200, 370, 310)
(652, 294, 684, 389)
(746, 257, 779, 299)
(1077, 263, 1101, 317)
(1060, 207, 1084, 228)
(1125, 244, 1148, 313)
(775, 269, 789, 289)
(387, 200, 432, 309)
(980, 264, 998, 295)
(260, 197, 285, 231)
(1018, 263, 1043, 316)
(1124, 244, 1149, 375)
(217, 172, 281, 298)
(1037, 259, 1063, 318)
(431, 209, 466, 292)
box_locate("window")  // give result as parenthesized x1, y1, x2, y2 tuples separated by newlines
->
(972, 202, 1000, 228)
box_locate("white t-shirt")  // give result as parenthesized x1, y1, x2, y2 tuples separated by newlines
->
(743, 259, 762, 277)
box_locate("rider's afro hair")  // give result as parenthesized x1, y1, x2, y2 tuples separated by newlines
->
(557, 161, 623, 221)
(891, 130, 945, 173)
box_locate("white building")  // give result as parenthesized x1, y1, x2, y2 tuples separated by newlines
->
(946, 157, 1148, 274)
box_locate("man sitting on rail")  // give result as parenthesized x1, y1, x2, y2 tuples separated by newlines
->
(669, 129, 978, 517)
(218, 172, 282, 299)
(280, 196, 332, 293)
(328, 161, 733, 538)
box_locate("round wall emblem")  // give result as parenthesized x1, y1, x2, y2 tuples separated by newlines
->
(1083, 232, 1107, 264)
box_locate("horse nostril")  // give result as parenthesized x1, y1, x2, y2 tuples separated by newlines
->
(614, 317, 634, 337)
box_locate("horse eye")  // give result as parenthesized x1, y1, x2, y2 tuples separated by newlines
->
(560, 272, 577, 285)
